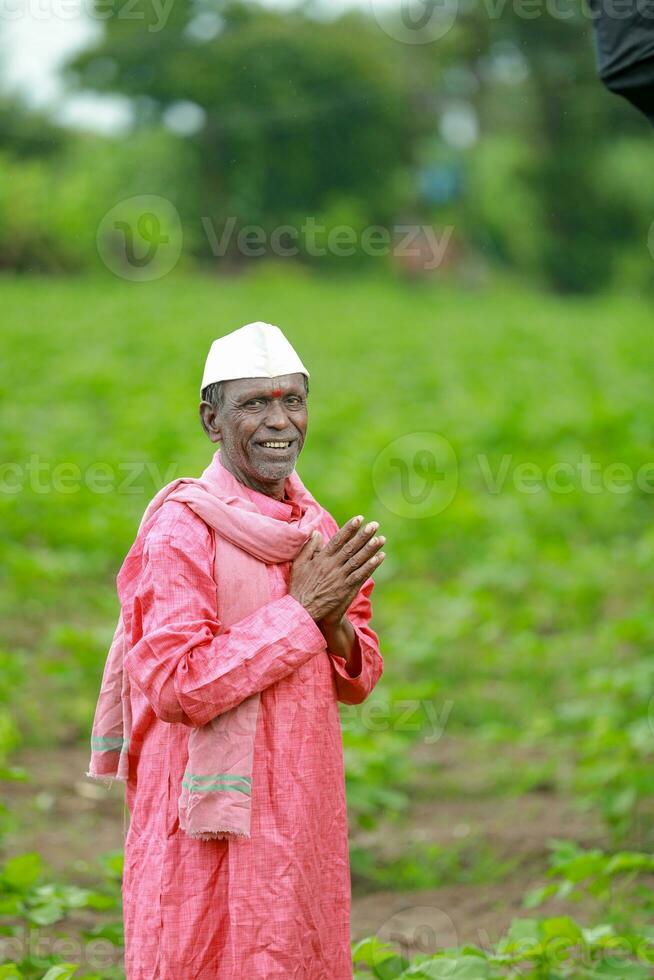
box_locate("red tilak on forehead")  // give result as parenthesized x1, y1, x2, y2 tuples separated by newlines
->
(270, 388, 283, 398)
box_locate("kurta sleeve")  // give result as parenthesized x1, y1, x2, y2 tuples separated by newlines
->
(123, 506, 328, 728)
(326, 577, 384, 706)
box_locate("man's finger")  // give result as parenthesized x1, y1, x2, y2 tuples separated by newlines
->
(336, 521, 381, 566)
(344, 534, 385, 574)
(345, 551, 386, 586)
(336, 550, 385, 615)
(323, 515, 365, 556)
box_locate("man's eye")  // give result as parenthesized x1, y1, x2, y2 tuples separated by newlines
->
(285, 397, 302, 407)
(244, 399, 264, 408)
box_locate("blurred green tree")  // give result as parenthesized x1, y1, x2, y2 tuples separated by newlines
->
(67, 1, 430, 246)
(0, 97, 64, 158)
(437, 0, 654, 292)
(0, 3, 651, 289)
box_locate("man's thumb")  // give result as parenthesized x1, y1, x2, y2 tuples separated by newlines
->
(305, 530, 323, 558)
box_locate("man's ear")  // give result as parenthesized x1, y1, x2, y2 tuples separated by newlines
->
(199, 401, 222, 444)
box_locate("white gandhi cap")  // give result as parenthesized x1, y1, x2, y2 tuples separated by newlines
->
(201, 321, 310, 392)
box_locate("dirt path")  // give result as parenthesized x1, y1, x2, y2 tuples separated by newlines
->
(3, 741, 606, 960)
(348, 734, 605, 954)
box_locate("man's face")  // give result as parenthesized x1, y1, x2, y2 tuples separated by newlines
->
(202, 373, 308, 493)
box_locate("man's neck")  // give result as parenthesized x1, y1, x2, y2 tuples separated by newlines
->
(218, 451, 287, 500)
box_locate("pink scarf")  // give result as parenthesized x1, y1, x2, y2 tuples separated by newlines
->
(85, 451, 323, 840)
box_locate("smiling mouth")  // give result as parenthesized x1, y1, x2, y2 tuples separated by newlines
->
(257, 440, 296, 451)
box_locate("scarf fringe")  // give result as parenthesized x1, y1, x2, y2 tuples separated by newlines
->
(85, 771, 249, 840)
(85, 770, 127, 788)
(186, 828, 251, 841)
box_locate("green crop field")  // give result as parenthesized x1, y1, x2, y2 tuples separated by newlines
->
(1, 268, 654, 978)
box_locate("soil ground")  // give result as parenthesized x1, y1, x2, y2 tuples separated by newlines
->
(2, 738, 607, 964)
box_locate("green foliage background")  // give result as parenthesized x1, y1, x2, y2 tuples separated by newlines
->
(1, 0, 654, 975)
(1, 268, 654, 975)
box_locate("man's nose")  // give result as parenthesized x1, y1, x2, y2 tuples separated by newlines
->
(264, 400, 290, 429)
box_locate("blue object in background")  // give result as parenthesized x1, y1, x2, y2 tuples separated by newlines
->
(418, 163, 463, 205)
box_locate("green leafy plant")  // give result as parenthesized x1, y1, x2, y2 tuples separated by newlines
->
(353, 916, 654, 978)
(0, 852, 123, 979)
(525, 839, 654, 925)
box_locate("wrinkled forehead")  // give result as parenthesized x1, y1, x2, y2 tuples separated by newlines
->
(222, 373, 307, 401)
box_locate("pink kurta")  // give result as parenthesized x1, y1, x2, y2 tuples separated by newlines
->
(120, 469, 383, 979)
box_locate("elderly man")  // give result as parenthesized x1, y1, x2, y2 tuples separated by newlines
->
(87, 321, 385, 979)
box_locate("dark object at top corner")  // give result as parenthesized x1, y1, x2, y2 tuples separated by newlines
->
(589, 0, 654, 125)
